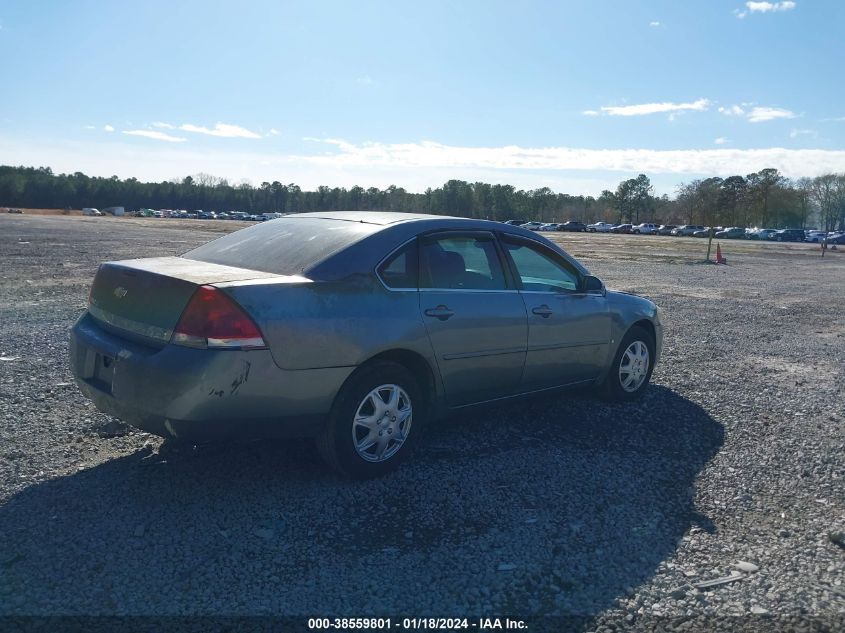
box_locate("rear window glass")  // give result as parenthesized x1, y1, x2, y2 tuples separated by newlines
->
(182, 217, 380, 275)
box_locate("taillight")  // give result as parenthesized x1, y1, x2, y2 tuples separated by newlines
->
(171, 285, 266, 350)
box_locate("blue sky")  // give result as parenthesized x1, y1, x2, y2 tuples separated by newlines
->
(1, 0, 844, 196)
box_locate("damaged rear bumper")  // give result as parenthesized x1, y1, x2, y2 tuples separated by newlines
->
(69, 312, 353, 442)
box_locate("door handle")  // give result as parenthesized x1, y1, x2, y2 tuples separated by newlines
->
(424, 305, 455, 321)
(531, 304, 553, 318)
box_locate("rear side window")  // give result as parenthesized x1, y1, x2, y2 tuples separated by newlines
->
(377, 241, 418, 289)
(420, 234, 507, 290)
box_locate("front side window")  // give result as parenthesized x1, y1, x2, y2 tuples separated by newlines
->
(420, 234, 507, 290)
(503, 238, 580, 293)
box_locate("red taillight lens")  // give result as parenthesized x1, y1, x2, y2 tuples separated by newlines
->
(171, 285, 266, 349)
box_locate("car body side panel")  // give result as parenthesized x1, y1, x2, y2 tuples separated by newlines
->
(418, 290, 528, 406)
(222, 277, 439, 373)
(596, 290, 664, 381)
(519, 292, 611, 388)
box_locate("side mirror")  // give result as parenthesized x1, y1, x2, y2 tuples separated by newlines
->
(582, 275, 604, 294)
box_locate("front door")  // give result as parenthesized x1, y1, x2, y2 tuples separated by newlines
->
(418, 231, 527, 406)
(500, 235, 611, 389)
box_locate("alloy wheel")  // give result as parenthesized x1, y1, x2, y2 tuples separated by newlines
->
(352, 384, 412, 462)
(619, 340, 650, 393)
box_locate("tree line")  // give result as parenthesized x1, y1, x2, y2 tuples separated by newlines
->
(1, 165, 843, 230)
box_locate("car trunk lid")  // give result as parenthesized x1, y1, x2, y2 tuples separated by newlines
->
(88, 256, 279, 347)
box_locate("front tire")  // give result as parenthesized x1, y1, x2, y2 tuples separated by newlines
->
(600, 326, 655, 401)
(317, 361, 424, 478)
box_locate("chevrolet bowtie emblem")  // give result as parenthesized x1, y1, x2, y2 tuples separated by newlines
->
(113, 287, 128, 298)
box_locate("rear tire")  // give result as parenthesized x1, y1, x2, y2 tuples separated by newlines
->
(599, 326, 655, 401)
(317, 361, 424, 479)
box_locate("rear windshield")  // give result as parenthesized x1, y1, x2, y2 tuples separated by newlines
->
(183, 217, 380, 275)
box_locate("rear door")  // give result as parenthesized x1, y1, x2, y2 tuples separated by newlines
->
(418, 231, 527, 406)
(500, 235, 611, 389)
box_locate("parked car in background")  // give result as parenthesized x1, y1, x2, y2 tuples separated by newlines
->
(747, 228, 777, 240)
(198, 211, 216, 220)
(7, 208, 24, 214)
(656, 225, 676, 235)
(825, 232, 845, 245)
(559, 221, 587, 232)
(671, 225, 704, 236)
(503, 219, 527, 226)
(70, 212, 662, 478)
(632, 223, 658, 235)
(772, 229, 805, 242)
(611, 224, 633, 234)
(715, 227, 746, 239)
(521, 222, 543, 231)
(693, 228, 715, 238)
(805, 230, 828, 243)
(82, 208, 103, 216)
(587, 221, 614, 233)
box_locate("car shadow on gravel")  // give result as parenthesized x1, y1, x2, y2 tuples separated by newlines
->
(0, 385, 723, 624)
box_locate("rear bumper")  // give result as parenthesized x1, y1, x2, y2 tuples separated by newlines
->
(69, 313, 355, 442)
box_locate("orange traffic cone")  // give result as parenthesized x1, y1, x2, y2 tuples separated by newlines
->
(716, 242, 726, 264)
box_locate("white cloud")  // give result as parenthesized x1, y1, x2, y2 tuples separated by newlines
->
(649, 21, 661, 27)
(83, 125, 96, 130)
(714, 137, 730, 145)
(5, 136, 845, 196)
(267, 128, 280, 136)
(581, 110, 600, 116)
(122, 130, 187, 142)
(178, 122, 261, 139)
(789, 128, 817, 138)
(295, 138, 845, 179)
(103, 124, 115, 133)
(747, 1, 796, 13)
(592, 99, 710, 117)
(152, 121, 175, 129)
(735, 1, 796, 17)
(747, 106, 796, 122)
(719, 104, 797, 123)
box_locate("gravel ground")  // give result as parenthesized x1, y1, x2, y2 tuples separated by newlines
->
(0, 215, 843, 631)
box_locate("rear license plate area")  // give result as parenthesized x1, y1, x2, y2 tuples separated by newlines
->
(90, 352, 115, 393)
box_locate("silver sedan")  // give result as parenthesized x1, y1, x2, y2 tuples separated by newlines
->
(70, 212, 662, 478)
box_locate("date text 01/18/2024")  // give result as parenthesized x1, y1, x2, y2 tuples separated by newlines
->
(307, 618, 528, 630)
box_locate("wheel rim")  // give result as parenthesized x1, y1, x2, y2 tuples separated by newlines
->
(352, 384, 412, 462)
(619, 340, 650, 393)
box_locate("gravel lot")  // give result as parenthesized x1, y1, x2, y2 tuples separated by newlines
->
(0, 215, 843, 631)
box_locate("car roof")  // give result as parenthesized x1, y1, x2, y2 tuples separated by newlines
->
(190, 211, 591, 281)
(287, 211, 462, 226)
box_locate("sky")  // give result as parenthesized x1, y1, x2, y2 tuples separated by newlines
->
(1, 0, 844, 197)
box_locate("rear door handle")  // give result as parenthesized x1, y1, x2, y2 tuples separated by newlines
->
(531, 304, 553, 318)
(424, 305, 455, 321)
